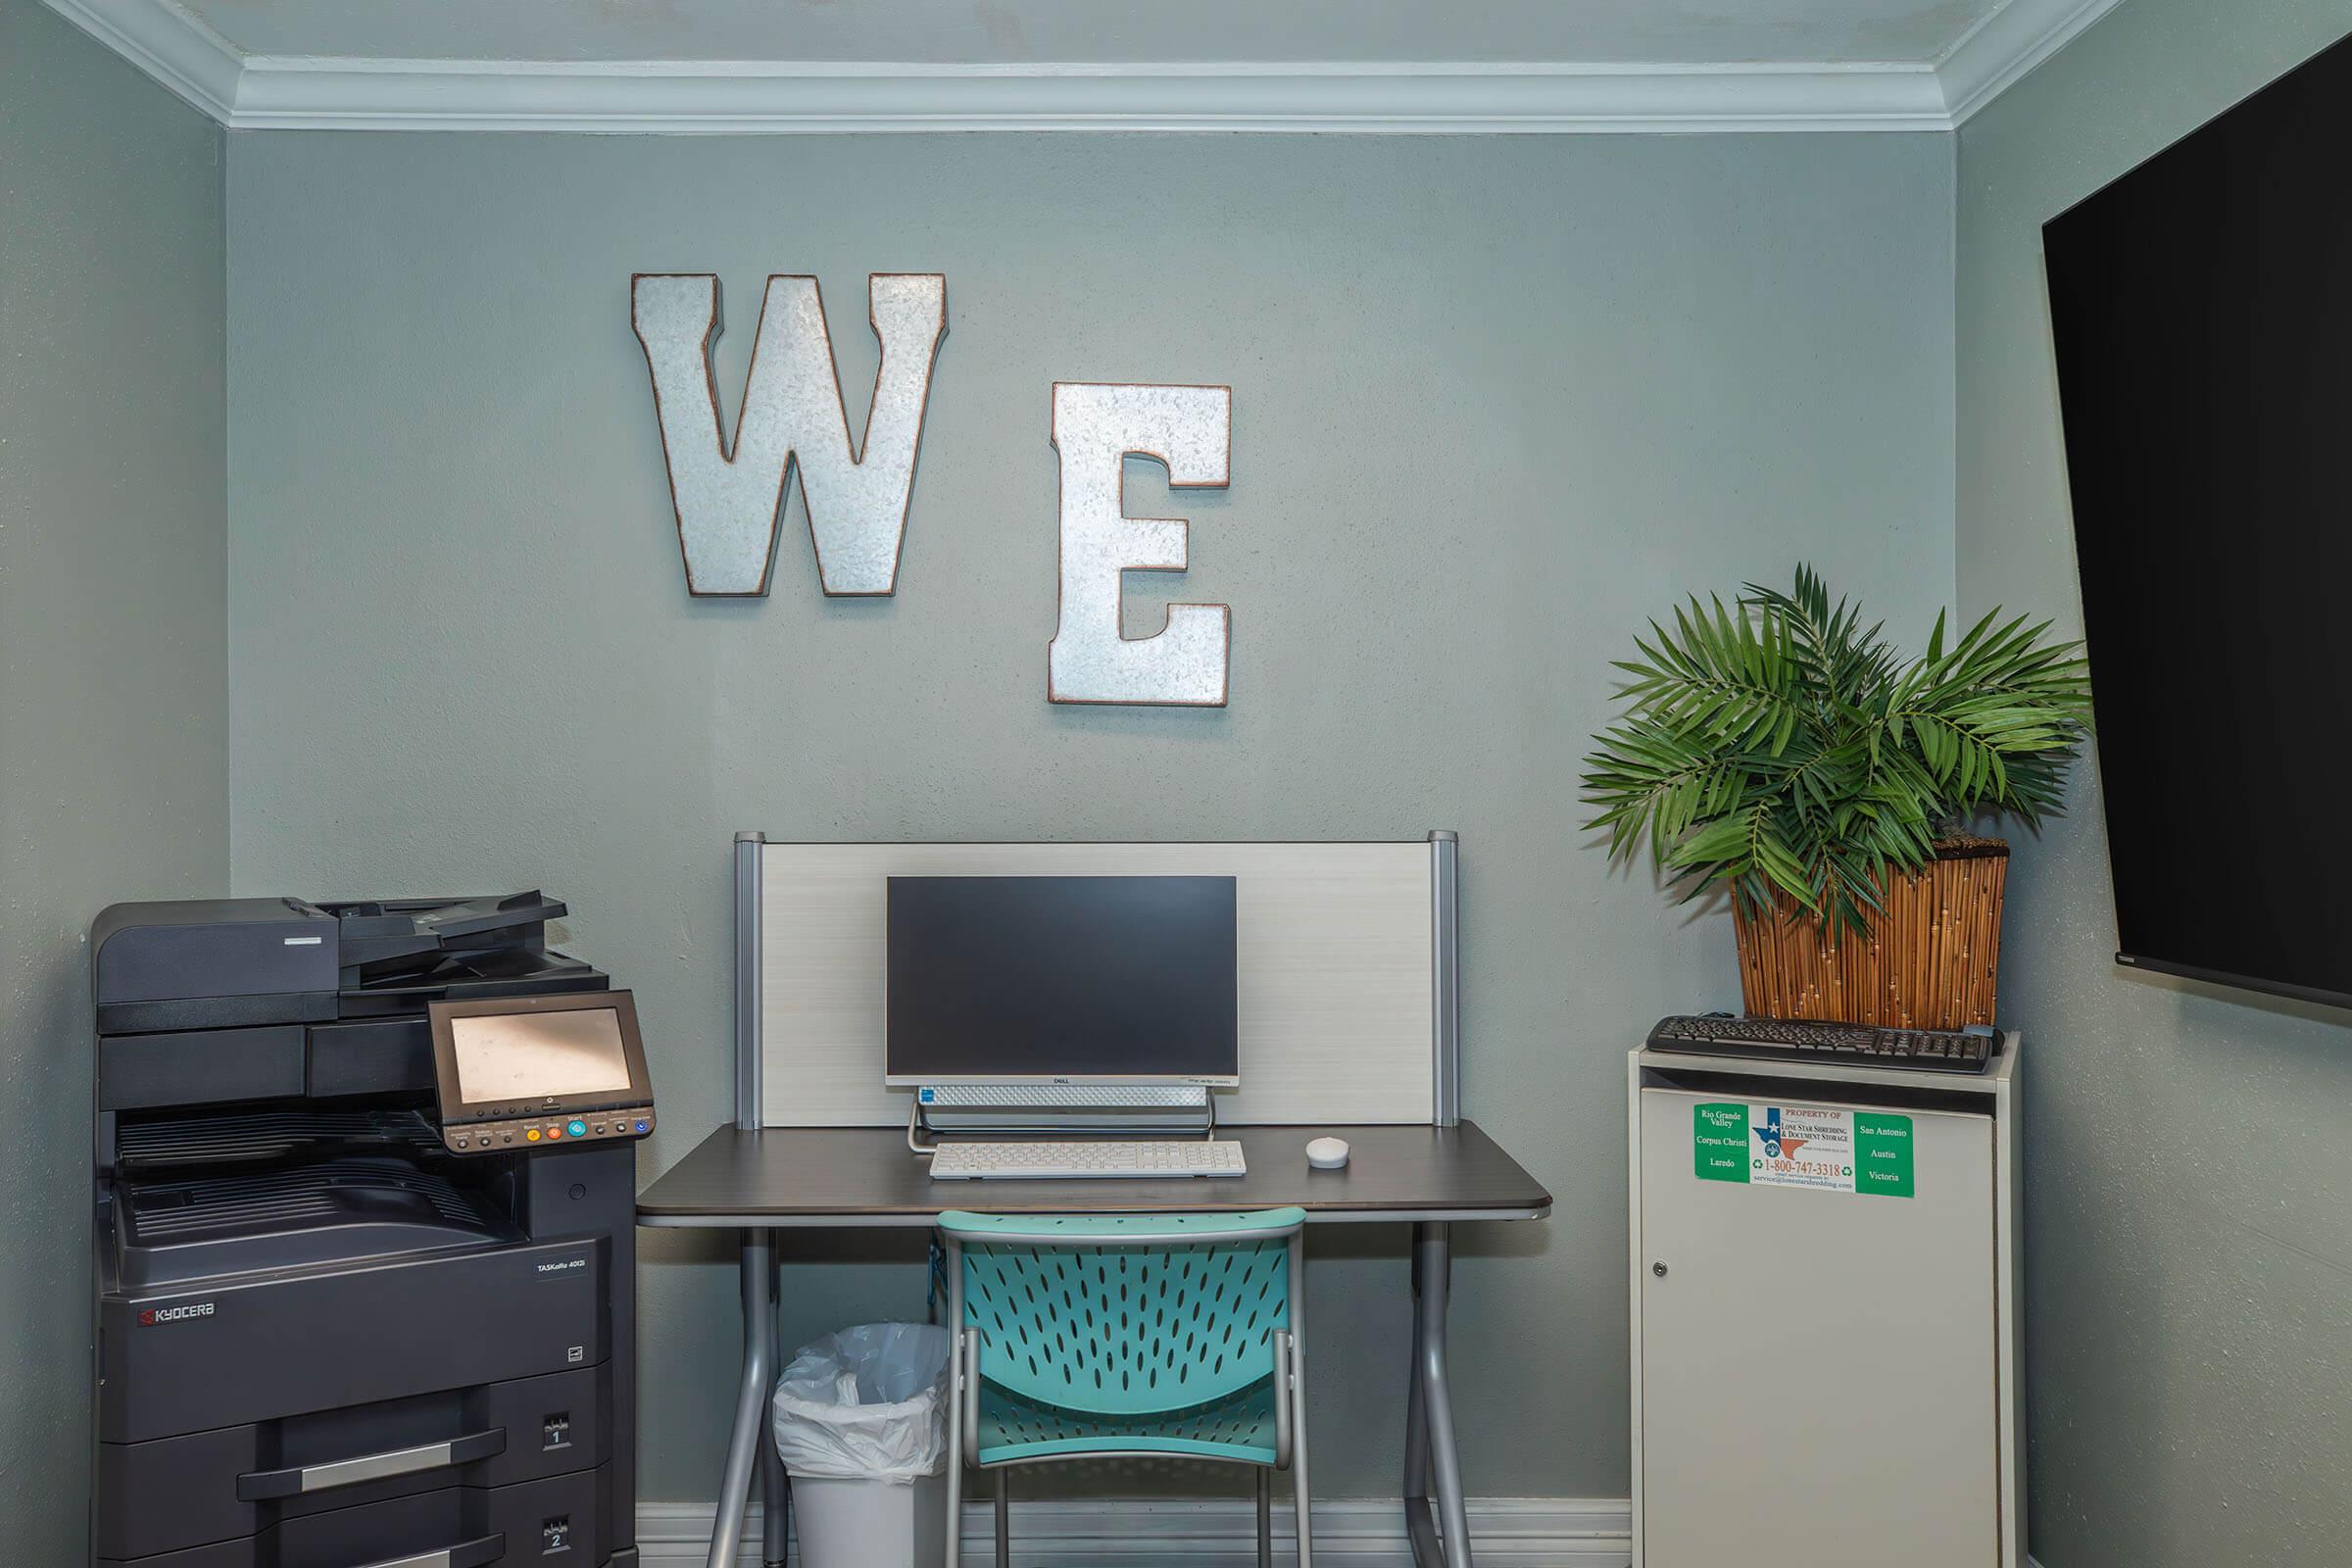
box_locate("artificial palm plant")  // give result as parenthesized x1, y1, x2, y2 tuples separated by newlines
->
(1581, 567, 2092, 1025)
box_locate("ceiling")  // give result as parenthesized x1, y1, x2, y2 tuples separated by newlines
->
(48, 0, 2123, 132)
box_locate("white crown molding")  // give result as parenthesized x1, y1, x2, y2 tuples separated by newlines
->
(638, 1495, 1636, 1563)
(1938, 0, 2128, 123)
(228, 58, 1953, 135)
(45, 0, 2128, 134)
(42, 0, 239, 121)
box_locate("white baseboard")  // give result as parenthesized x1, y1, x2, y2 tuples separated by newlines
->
(637, 1496, 1633, 1565)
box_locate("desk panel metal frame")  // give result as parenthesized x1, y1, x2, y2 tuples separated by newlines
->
(652, 830, 1534, 1568)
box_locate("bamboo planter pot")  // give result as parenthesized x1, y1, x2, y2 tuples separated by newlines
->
(1732, 837, 2008, 1030)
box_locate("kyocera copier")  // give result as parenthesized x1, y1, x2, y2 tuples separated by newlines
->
(90, 894, 648, 1568)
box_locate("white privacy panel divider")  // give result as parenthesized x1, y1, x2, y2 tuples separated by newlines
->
(752, 840, 1439, 1127)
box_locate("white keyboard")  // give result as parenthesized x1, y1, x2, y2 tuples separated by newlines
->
(928, 1140, 1249, 1181)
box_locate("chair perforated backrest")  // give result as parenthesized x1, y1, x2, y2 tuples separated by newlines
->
(940, 1209, 1304, 1419)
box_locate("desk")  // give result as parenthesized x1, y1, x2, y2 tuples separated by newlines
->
(639, 1120, 1551, 1568)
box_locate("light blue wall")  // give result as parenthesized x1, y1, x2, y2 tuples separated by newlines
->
(1956, 5, 2352, 1566)
(26, 1, 2352, 1541)
(224, 129, 1957, 1501)
(0, 0, 228, 1554)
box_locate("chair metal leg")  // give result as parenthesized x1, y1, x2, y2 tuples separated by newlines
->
(1289, 1231, 1312, 1568)
(709, 1231, 777, 1568)
(1257, 1469, 1274, 1568)
(946, 1265, 966, 1568)
(995, 1470, 1011, 1568)
(943, 1456, 961, 1568)
(1407, 1223, 1473, 1568)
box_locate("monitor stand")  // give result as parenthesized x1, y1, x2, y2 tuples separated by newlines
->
(908, 1083, 1215, 1147)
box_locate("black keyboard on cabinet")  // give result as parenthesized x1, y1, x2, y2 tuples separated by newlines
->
(1645, 1013, 2000, 1074)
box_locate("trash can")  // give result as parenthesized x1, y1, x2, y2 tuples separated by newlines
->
(771, 1322, 953, 1568)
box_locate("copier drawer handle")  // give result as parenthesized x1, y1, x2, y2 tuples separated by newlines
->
(235, 1428, 507, 1501)
(351, 1533, 504, 1568)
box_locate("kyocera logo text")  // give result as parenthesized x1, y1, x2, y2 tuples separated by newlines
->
(138, 1302, 216, 1326)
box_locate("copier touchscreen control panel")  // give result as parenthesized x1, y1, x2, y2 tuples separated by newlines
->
(428, 991, 656, 1154)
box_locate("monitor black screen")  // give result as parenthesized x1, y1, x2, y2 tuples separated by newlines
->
(885, 875, 1240, 1083)
(2044, 32, 2352, 1006)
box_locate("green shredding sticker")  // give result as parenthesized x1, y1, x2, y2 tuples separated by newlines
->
(1693, 1102, 1914, 1198)
(1692, 1102, 1750, 1182)
(1853, 1112, 1916, 1199)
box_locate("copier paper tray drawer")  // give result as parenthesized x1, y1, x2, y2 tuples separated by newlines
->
(96, 1365, 607, 1562)
(101, 1233, 609, 1444)
(98, 1466, 602, 1567)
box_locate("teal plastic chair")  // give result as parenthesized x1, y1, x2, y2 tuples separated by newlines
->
(939, 1208, 1312, 1567)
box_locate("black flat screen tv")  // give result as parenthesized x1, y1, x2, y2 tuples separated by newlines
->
(2045, 30, 2352, 1008)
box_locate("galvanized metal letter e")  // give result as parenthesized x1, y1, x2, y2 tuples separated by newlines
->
(1047, 383, 1233, 707)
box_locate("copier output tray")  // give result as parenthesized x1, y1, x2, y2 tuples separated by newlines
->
(325, 891, 570, 980)
(334, 946, 604, 1016)
(114, 1106, 443, 1174)
(115, 1155, 515, 1290)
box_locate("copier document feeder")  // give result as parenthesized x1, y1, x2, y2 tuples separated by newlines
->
(90, 894, 639, 1568)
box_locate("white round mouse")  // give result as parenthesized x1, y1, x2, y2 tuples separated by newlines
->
(1305, 1137, 1351, 1170)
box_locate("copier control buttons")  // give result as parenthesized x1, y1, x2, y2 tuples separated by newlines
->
(441, 1108, 656, 1153)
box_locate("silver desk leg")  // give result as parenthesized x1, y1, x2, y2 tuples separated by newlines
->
(710, 1230, 777, 1568)
(1403, 1260, 1438, 1567)
(1403, 1223, 1474, 1568)
(760, 1241, 791, 1567)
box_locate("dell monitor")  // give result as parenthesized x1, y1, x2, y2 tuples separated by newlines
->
(884, 874, 1240, 1086)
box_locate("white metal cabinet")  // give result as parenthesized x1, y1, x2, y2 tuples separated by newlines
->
(1630, 1044, 2024, 1568)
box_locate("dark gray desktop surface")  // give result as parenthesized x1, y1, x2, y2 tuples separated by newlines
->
(637, 1119, 1550, 1224)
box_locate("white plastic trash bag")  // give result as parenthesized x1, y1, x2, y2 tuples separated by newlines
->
(771, 1322, 951, 1483)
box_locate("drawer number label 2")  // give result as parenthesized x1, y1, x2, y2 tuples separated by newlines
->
(1692, 1102, 1914, 1199)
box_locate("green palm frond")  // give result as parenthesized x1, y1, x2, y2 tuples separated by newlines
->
(1581, 567, 2092, 938)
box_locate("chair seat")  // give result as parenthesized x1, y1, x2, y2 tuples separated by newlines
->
(974, 1374, 1279, 1467)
